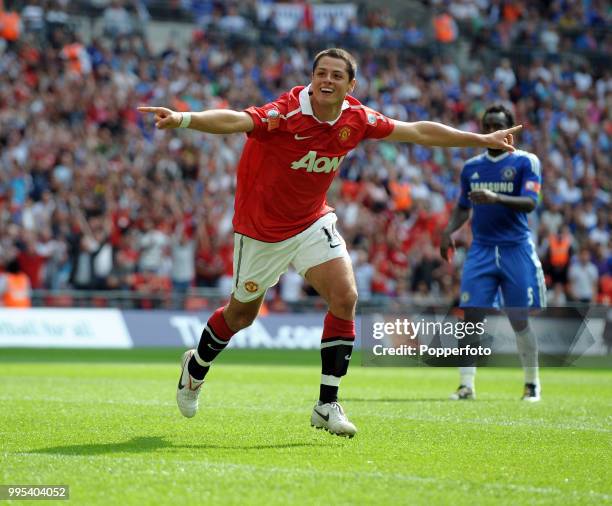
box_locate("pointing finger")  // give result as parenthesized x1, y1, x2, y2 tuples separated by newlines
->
(137, 106, 159, 113)
(505, 125, 522, 134)
(138, 106, 171, 115)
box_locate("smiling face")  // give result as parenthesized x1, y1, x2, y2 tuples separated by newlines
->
(311, 56, 356, 108)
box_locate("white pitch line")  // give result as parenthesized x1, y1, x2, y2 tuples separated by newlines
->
(0, 375, 280, 387)
(4, 452, 611, 502)
(0, 394, 610, 434)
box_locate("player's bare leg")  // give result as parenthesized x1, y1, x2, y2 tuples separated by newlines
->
(176, 294, 265, 418)
(223, 293, 267, 332)
(306, 256, 357, 320)
(305, 256, 358, 437)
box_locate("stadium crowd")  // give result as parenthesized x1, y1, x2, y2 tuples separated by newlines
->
(0, 0, 610, 308)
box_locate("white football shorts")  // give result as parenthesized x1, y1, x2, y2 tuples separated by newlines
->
(232, 213, 349, 302)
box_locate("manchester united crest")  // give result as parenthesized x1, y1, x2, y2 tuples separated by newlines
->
(244, 281, 259, 293)
(338, 126, 352, 142)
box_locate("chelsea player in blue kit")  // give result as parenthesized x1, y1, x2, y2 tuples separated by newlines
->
(440, 105, 546, 402)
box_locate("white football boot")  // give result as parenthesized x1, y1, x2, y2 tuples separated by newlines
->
(521, 383, 541, 402)
(311, 401, 357, 438)
(176, 350, 204, 418)
(449, 385, 476, 400)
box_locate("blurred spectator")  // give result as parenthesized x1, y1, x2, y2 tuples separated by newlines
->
(0, 257, 31, 307)
(568, 249, 599, 303)
(170, 222, 195, 294)
(353, 248, 374, 301)
(540, 22, 559, 54)
(138, 219, 169, 274)
(449, 0, 479, 22)
(403, 20, 424, 47)
(17, 232, 47, 289)
(90, 217, 113, 290)
(411, 244, 442, 293)
(21, 0, 44, 36)
(0, 4, 21, 44)
(103, 0, 132, 37)
(540, 201, 563, 235)
(544, 225, 574, 287)
(494, 58, 516, 90)
(109, 230, 139, 290)
(218, 4, 249, 33)
(279, 268, 304, 305)
(590, 213, 610, 246)
(433, 10, 458, 45)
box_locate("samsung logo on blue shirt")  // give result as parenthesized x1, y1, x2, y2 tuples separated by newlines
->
(470, 181, 515, 193)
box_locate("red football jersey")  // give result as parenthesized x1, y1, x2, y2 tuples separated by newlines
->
(234, 85, 395, 242)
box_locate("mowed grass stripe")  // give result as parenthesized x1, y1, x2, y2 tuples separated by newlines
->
(1, 351, 611, 506)
(5, 452, 612, 503)
(0, 394, 610, 433)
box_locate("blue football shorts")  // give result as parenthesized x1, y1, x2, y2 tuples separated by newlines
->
(459, 240, 546, 309)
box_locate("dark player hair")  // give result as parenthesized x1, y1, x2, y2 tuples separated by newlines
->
(482, 105, 514, 129)
(312, 48, 357, 82)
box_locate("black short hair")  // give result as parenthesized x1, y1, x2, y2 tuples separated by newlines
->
(482, 104, 514, 129)
(312, 48, 357, 82)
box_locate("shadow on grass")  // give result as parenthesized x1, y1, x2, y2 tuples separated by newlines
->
(32, 436, 322, 456)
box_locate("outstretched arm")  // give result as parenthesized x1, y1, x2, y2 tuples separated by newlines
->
(384, 120, 521, 152)
(137, 106, 254, 134)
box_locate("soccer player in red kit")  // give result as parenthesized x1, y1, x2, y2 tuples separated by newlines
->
(139, 48, 520, 437)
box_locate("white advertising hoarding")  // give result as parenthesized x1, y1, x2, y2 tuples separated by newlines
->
(0, 308, 132, 348)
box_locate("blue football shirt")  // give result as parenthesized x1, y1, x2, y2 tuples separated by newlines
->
(458, 150, 541, 245)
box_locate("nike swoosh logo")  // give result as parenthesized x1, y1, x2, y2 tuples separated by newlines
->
(314, 409, 329, 421)
(208, 343, 223, 351)
(294, 134, 313, 140)
(330, 244, 341, 248)
(345, 354, 352, 361)
(179, 378, 202, 391)
(178, 358, 188, 389)
(189, 378, 203, 391)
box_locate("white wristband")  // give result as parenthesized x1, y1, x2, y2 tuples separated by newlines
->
(178, 112, 191, 129)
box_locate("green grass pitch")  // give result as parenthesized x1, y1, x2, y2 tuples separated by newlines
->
(1, 348, 610, 505)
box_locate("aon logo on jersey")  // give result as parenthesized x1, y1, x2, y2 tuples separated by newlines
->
(291, 151, 345, 173)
